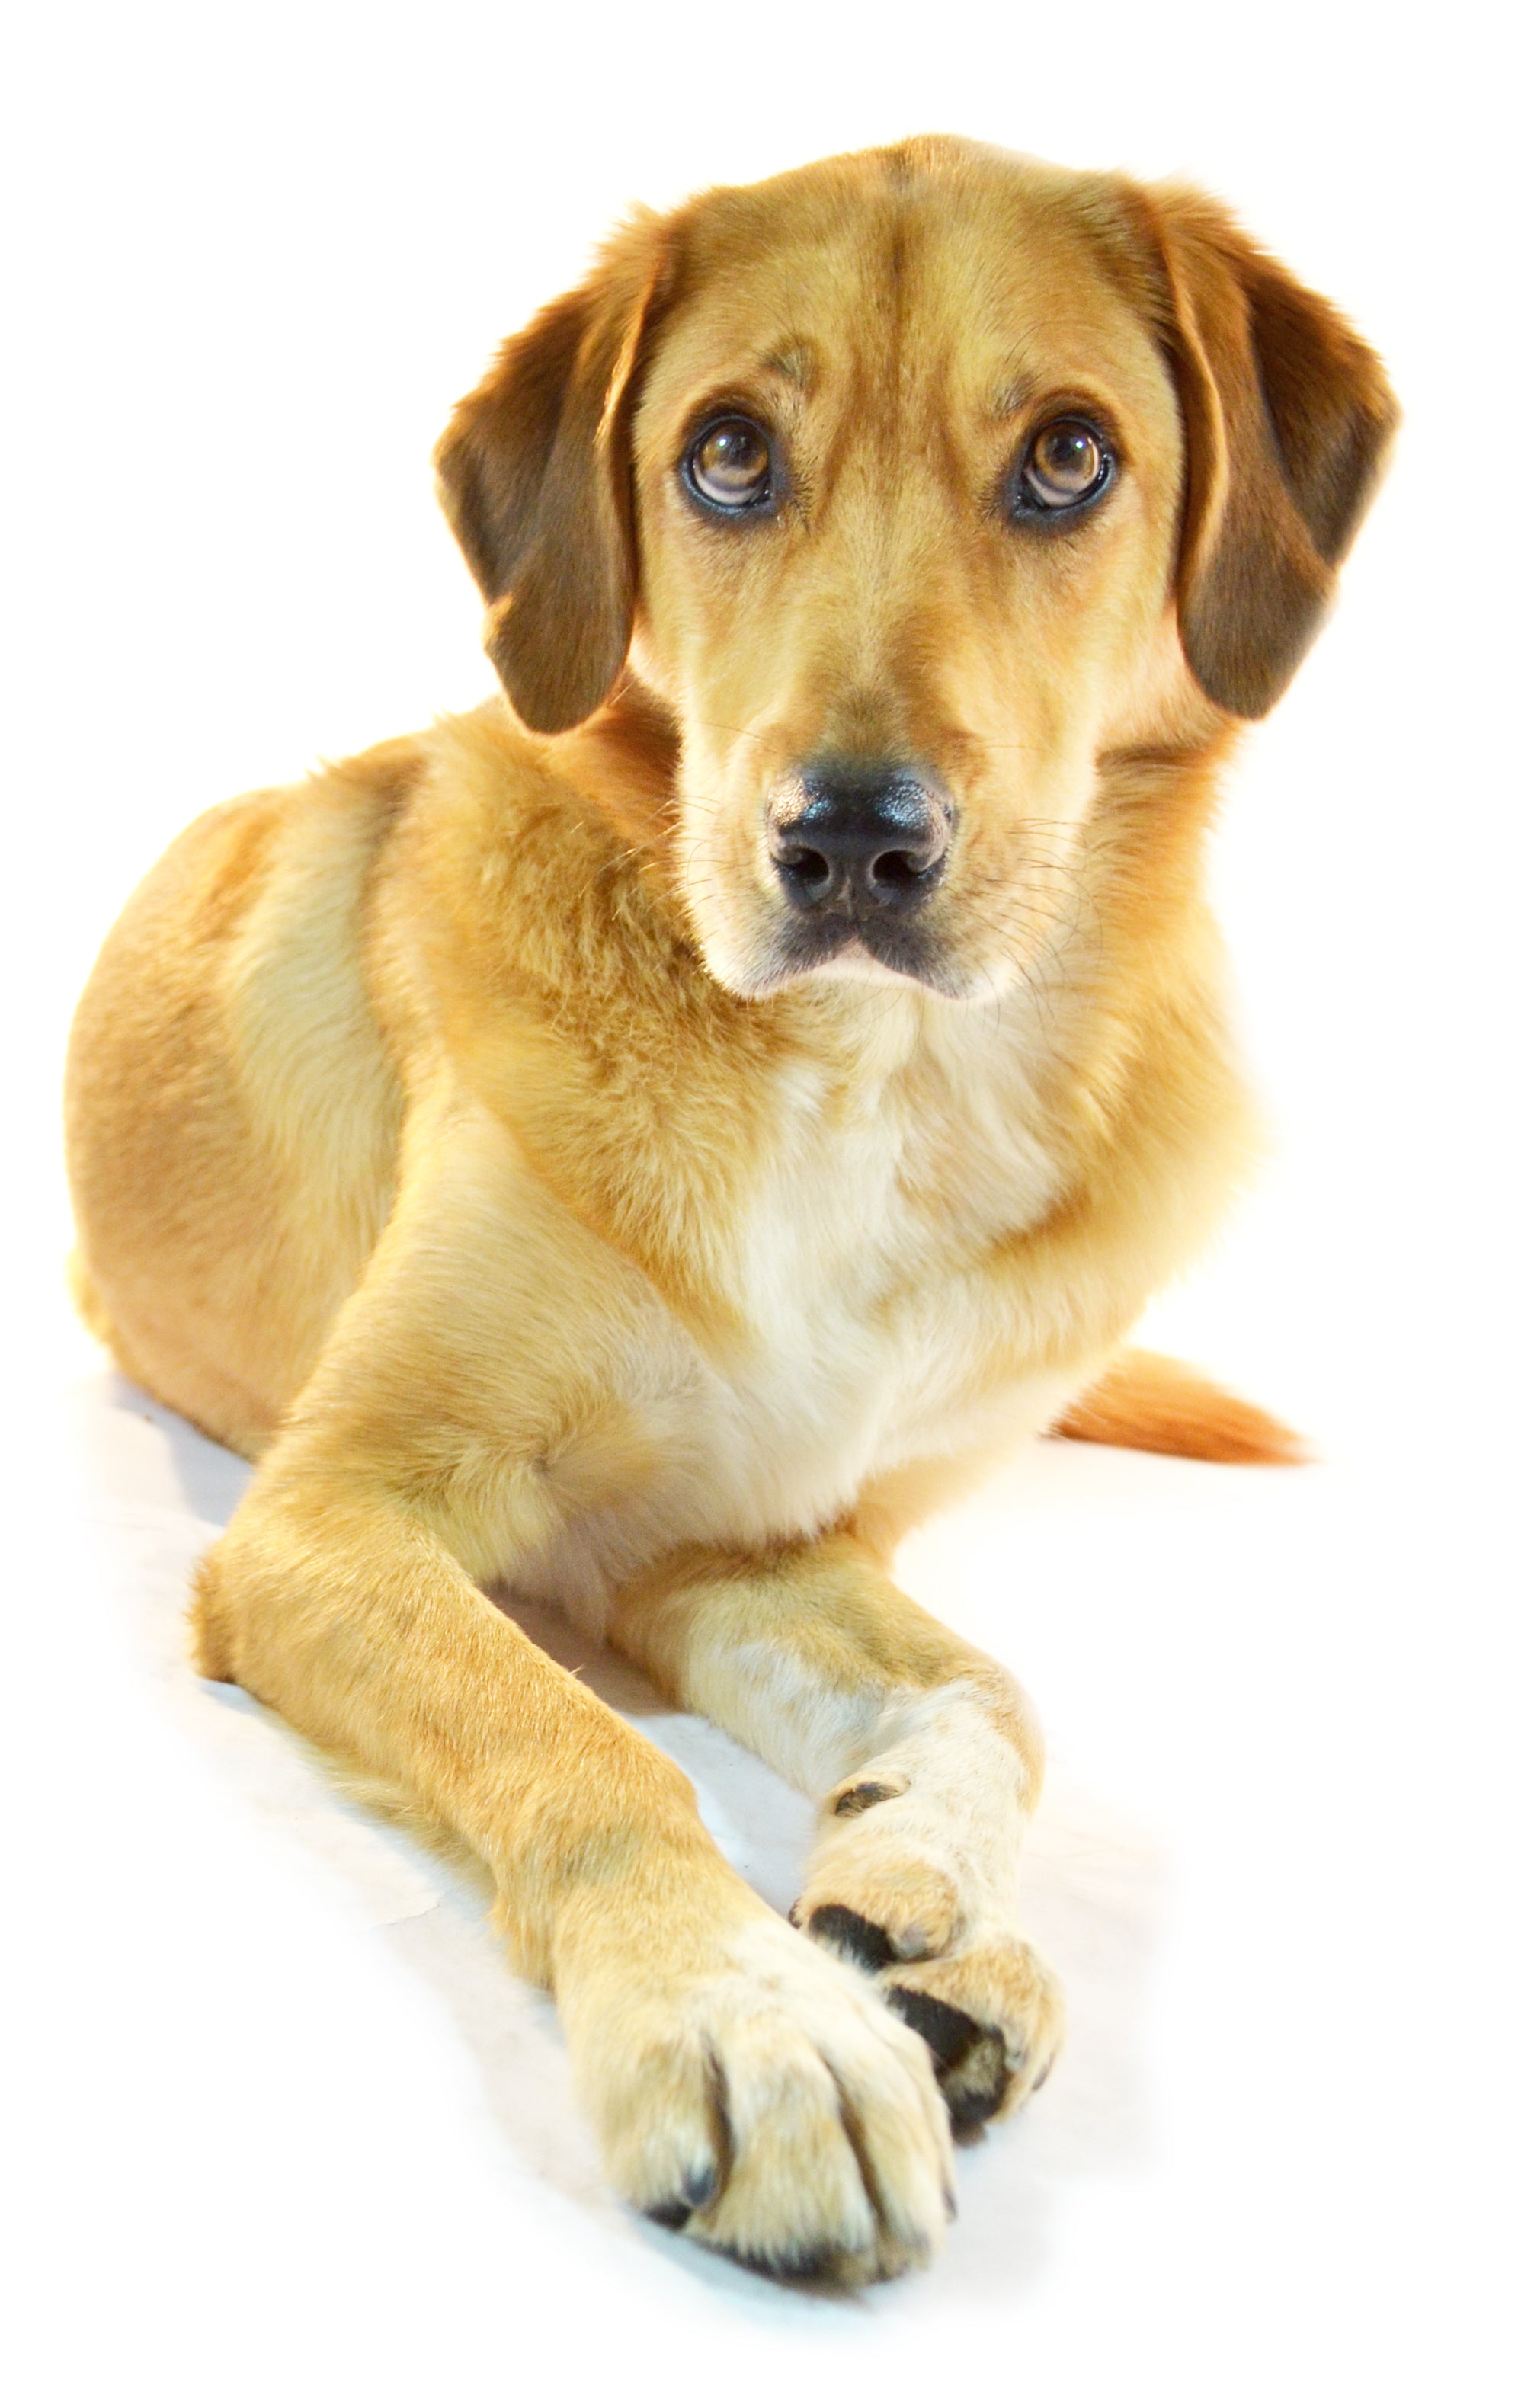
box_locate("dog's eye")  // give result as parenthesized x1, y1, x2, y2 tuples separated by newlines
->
(1014, 419, 1113, 515)
(684, 417, 773, 513)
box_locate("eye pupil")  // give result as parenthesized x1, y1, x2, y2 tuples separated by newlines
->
(686, 416, 773, 510)
(1044, 429, 1088, 472)
(1017, 418, 1110, 514)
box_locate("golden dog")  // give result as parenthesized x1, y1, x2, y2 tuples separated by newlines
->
(64, 136, 1395, 2283)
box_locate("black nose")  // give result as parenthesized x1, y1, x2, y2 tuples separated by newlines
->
(767, 764, 952, 918)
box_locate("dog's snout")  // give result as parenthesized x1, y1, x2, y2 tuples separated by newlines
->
(767, 765, 952, 918)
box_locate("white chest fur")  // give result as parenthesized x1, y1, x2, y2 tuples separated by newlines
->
(513, 992, 1078, 1628)
(705, 1006, 1066, 1521)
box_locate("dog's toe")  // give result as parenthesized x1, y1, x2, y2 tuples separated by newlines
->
(570, 1913, 953, 2285)
(880, 1936, 1062, 2130)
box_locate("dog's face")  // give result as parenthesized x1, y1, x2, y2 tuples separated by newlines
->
(630, 154, 1190, 998)
(437, 140, 1395, 1001)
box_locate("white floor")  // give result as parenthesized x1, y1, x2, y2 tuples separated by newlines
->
(9, 1322, 1510, 2406)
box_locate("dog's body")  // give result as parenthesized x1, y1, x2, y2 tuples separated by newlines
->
(65, 138, 1393, 2282)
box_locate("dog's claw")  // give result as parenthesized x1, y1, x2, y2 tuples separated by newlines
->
(643, 2153, 721, 2230)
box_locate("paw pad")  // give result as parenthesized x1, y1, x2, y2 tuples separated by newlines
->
(831, 1780, 899, 1817)
(886, 1987, 1012, 2134)
(804, 1903, 898, 1973)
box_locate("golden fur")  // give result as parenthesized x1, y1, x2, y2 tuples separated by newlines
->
(64, 136, 1394, 2283)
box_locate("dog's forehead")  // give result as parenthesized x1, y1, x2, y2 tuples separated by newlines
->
(649, 144, 1164, 417)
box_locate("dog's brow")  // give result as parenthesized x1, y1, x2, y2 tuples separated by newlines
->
(761, 345, 812, 389)
(990, 376, 1037, 417)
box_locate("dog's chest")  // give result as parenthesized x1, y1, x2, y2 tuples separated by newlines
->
(511, 1029, 1072, 1622)
(689, 1045, 1065, 1526)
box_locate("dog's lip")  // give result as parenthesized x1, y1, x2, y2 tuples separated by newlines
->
(761, 911, 954, 991)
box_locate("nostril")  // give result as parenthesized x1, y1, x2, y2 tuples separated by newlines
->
(783, 844, 831, 894)
(871, 848, 930, 892)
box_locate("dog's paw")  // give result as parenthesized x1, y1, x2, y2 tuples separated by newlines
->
(793, 1776, 1062, 2134)
(561, 1910, 954, 2285)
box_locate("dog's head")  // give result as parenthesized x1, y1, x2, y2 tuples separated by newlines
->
(436, 139, 1396, 1001)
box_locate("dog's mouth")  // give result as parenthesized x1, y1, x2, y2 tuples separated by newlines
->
(763, 911, 953, 991)
(709, 903, 986, 1002)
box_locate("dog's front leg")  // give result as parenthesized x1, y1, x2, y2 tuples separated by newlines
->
(191, 1420, 950, 2279)
(610, 1534, 1063, 2134)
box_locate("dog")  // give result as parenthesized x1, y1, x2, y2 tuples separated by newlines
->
(64, 135, 1395, 2284)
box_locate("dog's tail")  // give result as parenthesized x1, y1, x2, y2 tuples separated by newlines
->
(1052, 1348, 1309, 1465)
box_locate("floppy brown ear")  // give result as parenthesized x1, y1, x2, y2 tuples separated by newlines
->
(434, 212, 670, 735)
(1135, 184, 1398, 719)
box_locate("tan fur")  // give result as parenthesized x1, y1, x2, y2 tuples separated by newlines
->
(64, 137, 1393, 2283)
(1055, 1348, 1310, 1464)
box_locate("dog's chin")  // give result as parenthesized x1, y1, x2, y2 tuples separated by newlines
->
(697, 912, 999, 1005)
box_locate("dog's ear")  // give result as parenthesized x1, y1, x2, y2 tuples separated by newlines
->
(1135, 185, 1398, 719)
(434, 213, 671, 735)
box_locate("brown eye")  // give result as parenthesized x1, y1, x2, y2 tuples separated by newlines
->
(1015, 418, 1113, 514)
(684, 416, 774, 512)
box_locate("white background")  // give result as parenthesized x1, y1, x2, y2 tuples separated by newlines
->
(4, 5, 1514, 2402)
